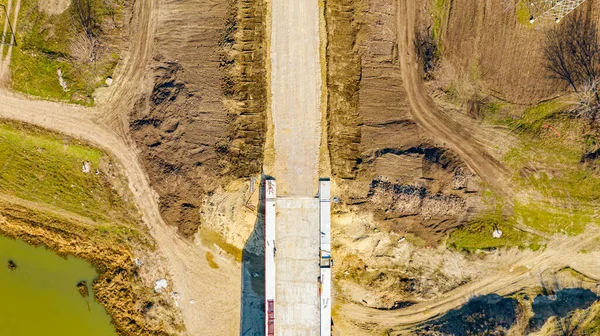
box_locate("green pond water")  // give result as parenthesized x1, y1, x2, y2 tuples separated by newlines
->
(0, 235, 116, 336)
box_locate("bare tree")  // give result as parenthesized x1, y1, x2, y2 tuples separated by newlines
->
(414, 26, 438, 80)
(71, 0, 99, 61)
(543, 11, 600, 121)
(543, 11, 600, 92)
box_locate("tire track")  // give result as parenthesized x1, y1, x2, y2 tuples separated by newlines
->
(397, 0, 514, 201)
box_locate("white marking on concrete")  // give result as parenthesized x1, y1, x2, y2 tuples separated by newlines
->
(319, 179, 332, 336)
(265, 179, 277, 336)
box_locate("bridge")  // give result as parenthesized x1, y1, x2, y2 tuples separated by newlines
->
(264, 0, 330, 334)
(264, 179, 332, 336)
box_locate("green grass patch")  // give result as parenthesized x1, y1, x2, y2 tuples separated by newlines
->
(8, 0, 124, 105)
(448, 212, 544, 252)
(516, 1, 532, 25)
(513, 201, 597, 235)
(0, 120, 137, 223)
(430, 0, 448, 49)
(493, 100, 600, 203)
(453, 99, 600, 250)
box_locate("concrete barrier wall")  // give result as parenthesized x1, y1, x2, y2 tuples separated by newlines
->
(265, 179, 276, 336)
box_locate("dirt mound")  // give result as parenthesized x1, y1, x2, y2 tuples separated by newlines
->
(129, 0, 266, 238)
(322, 0, 492, 264)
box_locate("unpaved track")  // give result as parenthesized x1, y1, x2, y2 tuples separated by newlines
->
(397, 0, 513, 200)
(0, 0, 242, 333)
(0, 88, 242, 335)
(335, 1, 600, 332)
(339, 226, 600, 334)
(97, 0, 158, 140)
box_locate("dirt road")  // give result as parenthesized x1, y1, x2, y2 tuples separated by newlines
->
(96, 0, 158, 139)
(396, 0, 513, 200)
(338, 226, 600, 334)
(0, 0, 242, 333)
(0, 88, 242, 335)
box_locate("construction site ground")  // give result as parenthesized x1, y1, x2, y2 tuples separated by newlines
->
(1, 0, 600, 335)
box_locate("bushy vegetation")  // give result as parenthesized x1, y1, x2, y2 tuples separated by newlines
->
(9, 0, 125, 105)
(414, 26, 439, 80)
(543, 11, 600, 122)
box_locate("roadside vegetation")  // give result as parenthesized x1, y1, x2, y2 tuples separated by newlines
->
(0, 120, 183, 334)
(8, 0, 127, 105)
(0, 119, 138, 224)
(443, 9, 600, 252)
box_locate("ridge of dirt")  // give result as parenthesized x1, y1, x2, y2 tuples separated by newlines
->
(220, 0, 268, 178)
(325, 0, 363, 179)
(128, 0, 267, 238)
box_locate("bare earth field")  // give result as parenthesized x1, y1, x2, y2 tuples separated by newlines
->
(2, 0, 600, 335)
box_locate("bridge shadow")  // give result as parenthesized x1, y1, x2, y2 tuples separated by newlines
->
(240, 174, 271, 335)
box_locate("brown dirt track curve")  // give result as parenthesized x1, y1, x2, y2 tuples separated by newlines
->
(397, 0, 513, 201)
(0, 1, 242, 334)
(333, 0, 600, 334)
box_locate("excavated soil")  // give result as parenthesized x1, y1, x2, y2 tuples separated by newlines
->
(129, 0, 266, 238)
(325, 0, 486, 319)
(326, 0, 481, 246)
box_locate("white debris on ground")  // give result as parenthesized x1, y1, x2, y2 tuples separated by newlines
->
(154, 279, 168, 293)
(493, 229, 503, 239)
(57, 69, 68, 92)
(189, 299, 195, 304)
(105, 77, 113, 86)
(82, 161, 91, 173)
(171, 292, 182, 307)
